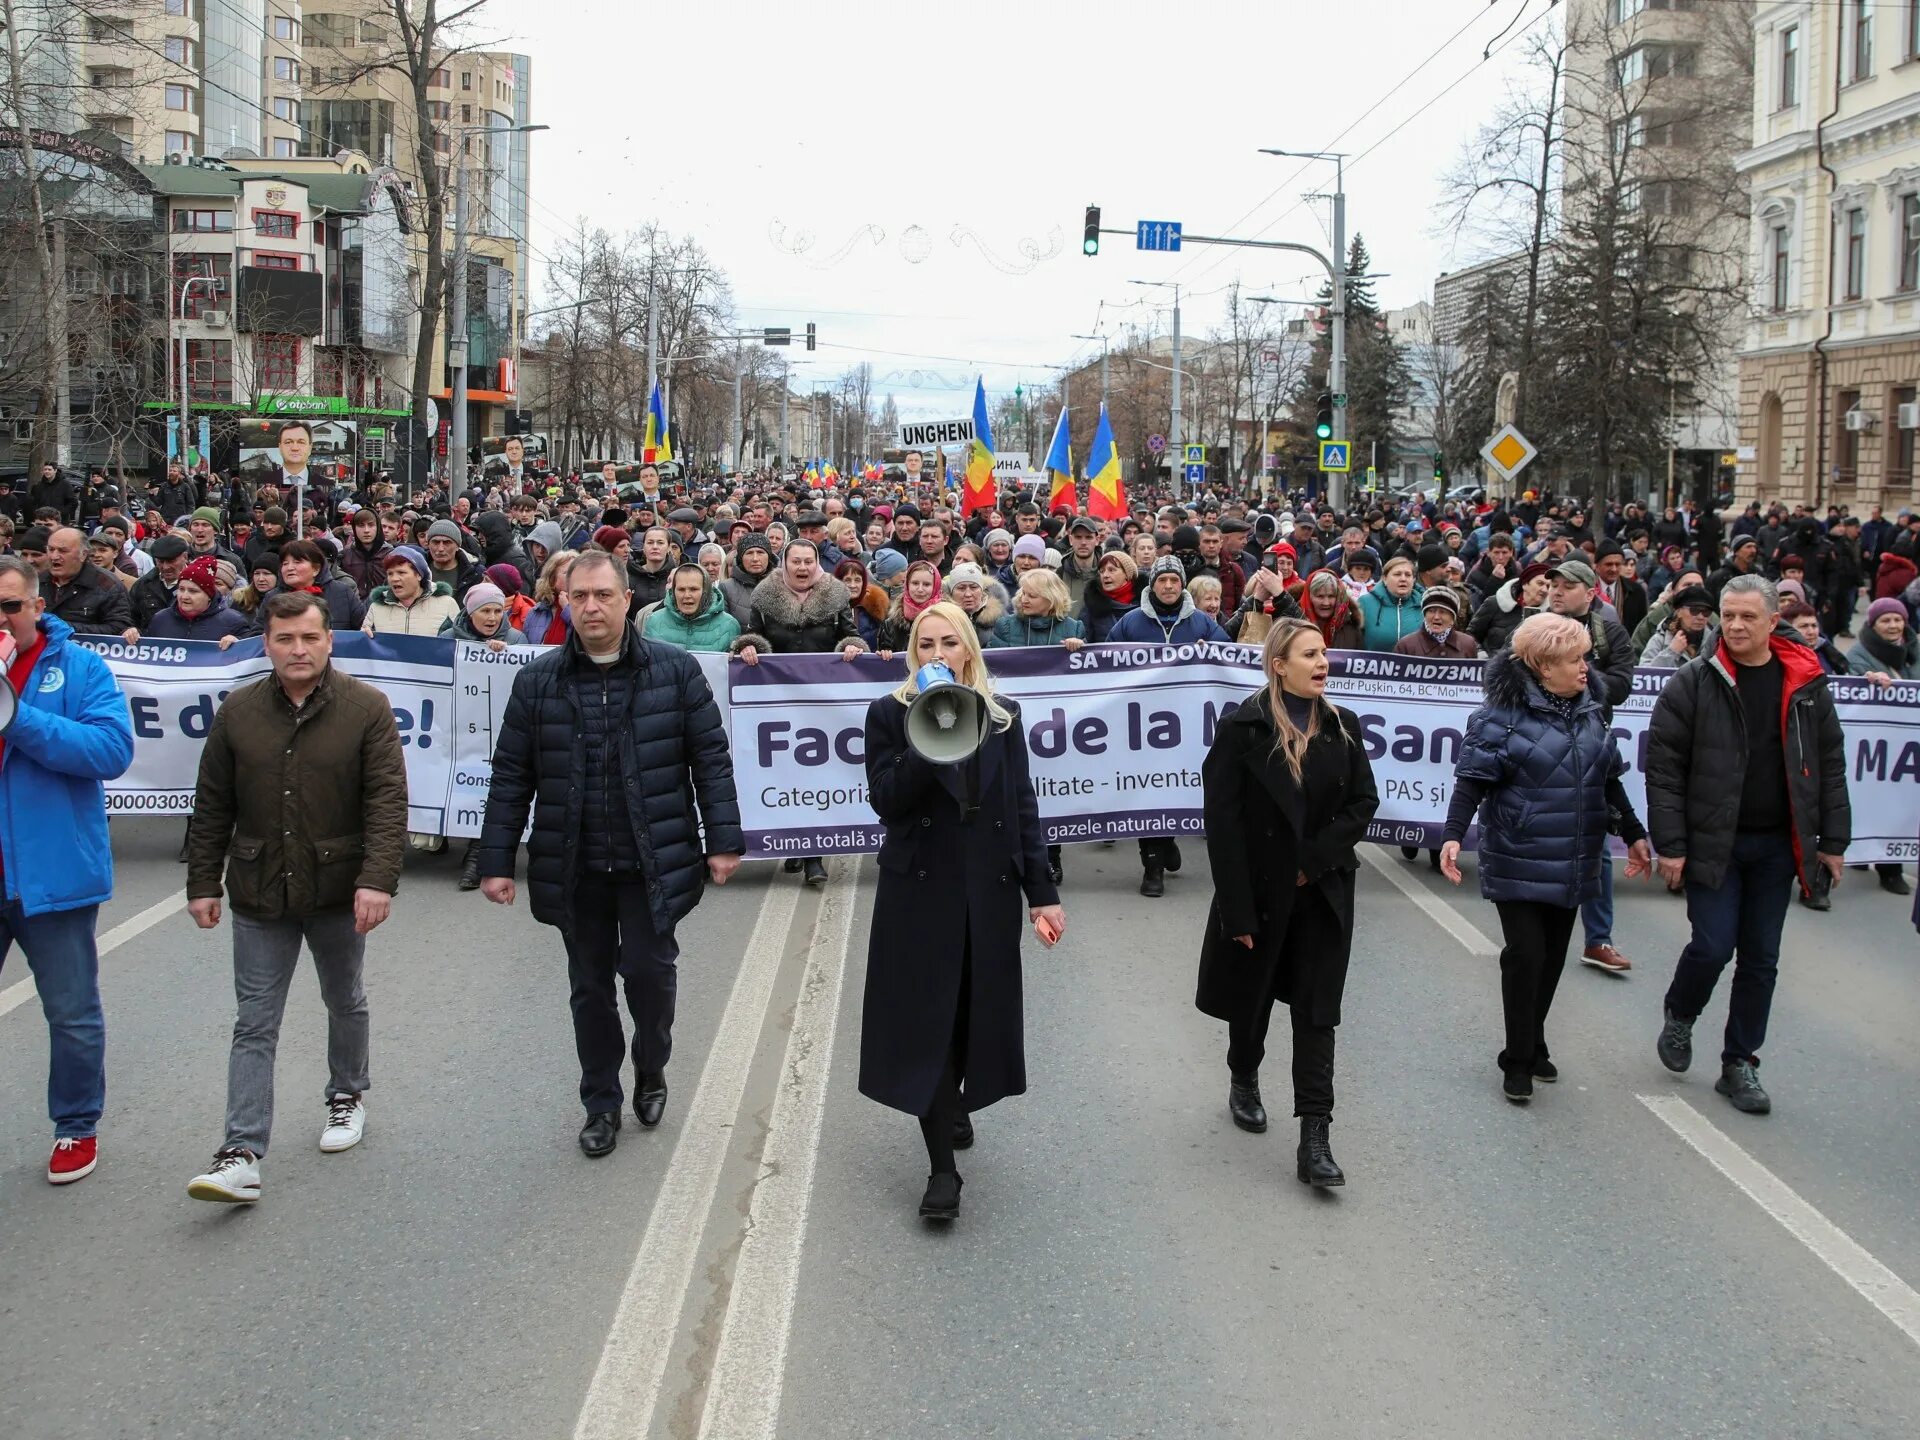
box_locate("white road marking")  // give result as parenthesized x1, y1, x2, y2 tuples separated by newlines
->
(1359, 846, 1499, 956)
(572, 877, 803, 1440)
(1640, 1094, 1920, 1349)
(0, 892, 187, 1020)
(697, 863, 862, 1440)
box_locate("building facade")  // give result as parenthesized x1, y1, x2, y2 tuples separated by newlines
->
(1737, 1, 1920, 513)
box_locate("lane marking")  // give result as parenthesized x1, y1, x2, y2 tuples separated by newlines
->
(0, 892, 187, 1020)
(697, 863, 863, 1440)
(1359, 846, 1499, 956)
(573, 877, 803, 1440)
(1640, 1094, 1920, 1349)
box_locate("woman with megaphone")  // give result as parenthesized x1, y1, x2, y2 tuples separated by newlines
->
(859, 600, 1064, 1223)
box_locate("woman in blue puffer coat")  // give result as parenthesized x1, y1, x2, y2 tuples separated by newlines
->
(1437, 613, 1653, 1105)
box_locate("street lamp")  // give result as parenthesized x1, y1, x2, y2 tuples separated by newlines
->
(1130, 279, 1185, 488)
(448, 121, 547, 484)
(176, 273, 222, 481)
(1259, 148, 1349, 507)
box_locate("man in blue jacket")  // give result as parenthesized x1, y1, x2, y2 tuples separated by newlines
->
(0, 554, 135, 1184)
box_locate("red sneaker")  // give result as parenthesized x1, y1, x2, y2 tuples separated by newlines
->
(48, 1136, 97, 1185)
(1581, 944, 1632, 973)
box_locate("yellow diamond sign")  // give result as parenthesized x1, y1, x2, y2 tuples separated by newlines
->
(1479, 424, 1537, 479)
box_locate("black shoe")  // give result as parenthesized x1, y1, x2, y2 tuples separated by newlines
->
(1503, 1068, 1533, 1104)
(579, 1110, 621, 1157)
(1163, 841, 1181, 874)
(1401, 845, 1420, 861)
(1140, 863, 1165, 898)
(919, 1170, 962, 1220)
(783, 858, 801, 873)
(1228, 1074, 1268, 1133)
(1296, 1116, 1345, 1187)
(1657, 1008, 1694, 1073)
(952, 1113, 974, 1150)
(801, 857, 827, 888)
(1716, 1059, 1771, 1115)
(458, 841, 483, 891)
(1531, 1056, 1558, 1083)
(635, 1071, 668, 1128)
(1879, 868, 1912, 896)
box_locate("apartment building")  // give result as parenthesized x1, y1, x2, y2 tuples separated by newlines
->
(1737, 1, 1920, 512)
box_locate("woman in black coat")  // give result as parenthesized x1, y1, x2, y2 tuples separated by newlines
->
(859, 600, 1065, 1222)
(1198, 617, 1379, 1188)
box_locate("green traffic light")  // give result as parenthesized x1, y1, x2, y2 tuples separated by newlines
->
(1315, 421, 1332, 440)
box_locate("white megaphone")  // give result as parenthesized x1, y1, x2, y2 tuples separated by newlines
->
(905, 662, 986, 766)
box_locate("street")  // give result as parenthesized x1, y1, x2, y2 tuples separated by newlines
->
(3, 820, 1918, 1440)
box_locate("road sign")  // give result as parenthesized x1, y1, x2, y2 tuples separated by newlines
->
(1319, 440, 1351, 472)
(1479, 423, 1537, 479)
(1183, 463, 1206, 485)
(1135, 221, 1182, 253)
(1183, 443, 1205, 465)
(1332, 392, 1348, 407)
(898, 419, 975, 448)
(1146, 434, 1166, 454)
(763, 327, 791, 346)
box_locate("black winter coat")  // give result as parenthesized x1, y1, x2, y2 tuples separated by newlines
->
(475, 627, 743, 935)
(736, 572, 865, 655)
(1197, 692, 1379, 1030)
(1468, 579, 1528, 652)
(41, 564, 133, 635)
(859, 694, 1058, 1118)
(128, 567, 178, 630)
(1645, 633, 1850, 893)
(1449, 652, 1642, 908)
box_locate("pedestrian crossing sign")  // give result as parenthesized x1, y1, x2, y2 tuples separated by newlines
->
(1319, 441, 1351, 472)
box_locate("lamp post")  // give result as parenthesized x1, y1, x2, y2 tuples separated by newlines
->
(176, 274, 221, 480)
(1130, 279, 1183, 490)
(1258, 148, 1347, 507)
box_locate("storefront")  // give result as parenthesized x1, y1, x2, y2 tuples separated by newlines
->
(141, 395, 413, 483)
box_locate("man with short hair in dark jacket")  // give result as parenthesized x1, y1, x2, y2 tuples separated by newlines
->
(1647, 574, 1850, 1118)
(40, 527, 133, 636)
(477, 549, 743, 1159)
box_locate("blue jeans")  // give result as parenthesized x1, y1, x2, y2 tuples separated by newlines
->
(0, 900, 105, 1138)
(1664, 832, 1798, 1064)
(1582, 856, 1614, 949)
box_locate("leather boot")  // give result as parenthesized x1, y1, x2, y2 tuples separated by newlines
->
(1296, 1116, 1345, 1187)
(801, 857, 828, 888)
(918, 1170, 962, 1220)
(1228, 1074, 1268, 1133)
(1140, 862, 1165, 898)
(458, 839, 483, 891)
(635, 1071, 669, 1127)
(1163, 840, 1182, 874)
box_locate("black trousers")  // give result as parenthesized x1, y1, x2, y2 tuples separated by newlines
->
(1139, 837, 1180, 867)
(1491, 899, 1576, 1071)
(1225, 890, 1338, 1119)
(918, 946, 972, 1175)
(562, 872, 680, 1114)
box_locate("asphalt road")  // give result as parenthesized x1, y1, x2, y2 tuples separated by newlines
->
(3, 819, 1918, 1440)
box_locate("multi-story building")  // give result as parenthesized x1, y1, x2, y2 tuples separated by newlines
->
(1736, 2, 1920, 512)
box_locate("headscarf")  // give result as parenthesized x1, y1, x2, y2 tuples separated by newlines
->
(901, 560, 943, 621)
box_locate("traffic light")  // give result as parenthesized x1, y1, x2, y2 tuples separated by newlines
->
(1083, 205, 1101, 257)
(1432, 452, 1446, 483)
(1314, 392, 1333, 441)
(805, 321, 816, 352)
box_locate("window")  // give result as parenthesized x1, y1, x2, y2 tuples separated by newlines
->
(255, 336, 301, 391)
(312, 219, 328, 245)
(271, 138, 297, 159)
(1780, 25, 1799, 107)
(360, 20, 387, 44)
(432, 132, 451, 155)
(1771, 224, 1792, 311)
(1853, 1, 1875, 82)
(165, 0, 187, 14)
(272, 96, 297, 122)
(428, 100, 451, 120)
(460, 71, 472, 90)
(185, 340, 233, 402)
(1896, 386, 1918, 487)
(1838, 387, 1863, 484)
(172, 255, 231, 317)
(165, 84, 196, 112)
(1615, 45, 1693, 88)
(273, 57, 299, 83)
(163, 36, 195, 67)
(172, 208, 231, 233)
(460, 104, 471, 122)
(253, 210, 299, 239)
(1903, 195, 1920, 292)
(252, 254, 301, 271)
(271, 16, 297, 41)
(1845, 207, 1868, 300)
(165, 128, 197, 155)
(429, 67, 450, 87)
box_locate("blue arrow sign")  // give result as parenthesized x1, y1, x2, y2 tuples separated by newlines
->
(1183, 462, 1207, 484)
(1135, 221, 1182, 253)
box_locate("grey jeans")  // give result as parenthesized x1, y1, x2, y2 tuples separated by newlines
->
(224, 909, 369, 1156)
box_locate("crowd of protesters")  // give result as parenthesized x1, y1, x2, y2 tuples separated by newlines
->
(3, 430, 1914, 1200)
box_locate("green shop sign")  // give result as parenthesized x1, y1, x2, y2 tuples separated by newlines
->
(257, 394, 351, 416)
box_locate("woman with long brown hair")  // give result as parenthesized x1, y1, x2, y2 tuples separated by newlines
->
(1197, 617, 1379, 1187)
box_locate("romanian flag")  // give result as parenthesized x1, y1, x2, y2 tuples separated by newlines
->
(644, 382, 673, 464)
(1043, 405, 1074, 513)
(962, 377, 996, 517)
(1086, 402, 1126, 520)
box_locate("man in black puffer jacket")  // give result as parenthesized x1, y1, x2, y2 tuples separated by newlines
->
(476, 549, 743, 1158)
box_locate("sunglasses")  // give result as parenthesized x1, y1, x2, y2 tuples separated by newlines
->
(0, 597, 33, 614)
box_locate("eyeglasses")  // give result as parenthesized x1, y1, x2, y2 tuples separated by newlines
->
(0, 597, 32, 614)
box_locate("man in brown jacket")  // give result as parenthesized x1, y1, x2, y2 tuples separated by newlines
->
(183, 591, 408, 1204)
(1392, 590, 1481, 659)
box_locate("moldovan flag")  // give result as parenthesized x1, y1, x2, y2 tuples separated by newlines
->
(1086, 403, 1126, 520)
(644, 382, 673, 464)
(962, 378, 997, 516)
(1043, 405, 1074, 513)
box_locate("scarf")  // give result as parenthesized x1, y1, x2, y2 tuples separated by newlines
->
(902, 562, 943, 621)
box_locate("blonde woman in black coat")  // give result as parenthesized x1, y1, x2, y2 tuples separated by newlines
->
(860, 600, 1065, 1222)
(1199, 617, 1379, 1187)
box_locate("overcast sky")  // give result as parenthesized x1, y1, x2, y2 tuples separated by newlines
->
(487, 0, 1553, 427)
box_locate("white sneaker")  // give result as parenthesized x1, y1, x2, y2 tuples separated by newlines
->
(188, 1147, 261, 1203)
(320, 1094, 366, 1152)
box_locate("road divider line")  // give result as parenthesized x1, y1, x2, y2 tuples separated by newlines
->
(572, 878, 803, 1440)
(697, 863, 862, 1440)
(1639, 1094, 1920, 1349)
(0, 892, 187, 1020)
(1359, 847, 1498, 957)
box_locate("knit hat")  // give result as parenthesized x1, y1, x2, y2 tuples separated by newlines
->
(1346, 546, 1380, 574)
(463, 582, 506, 616)
(982, 528, 1014, 551)
(262, 507, 288, 527)
(1728, 534, 1758, 555)
(485, 562, 525, 596)
(1267, 541, 1297, 560)
(1416, 543, 1449, 574)
(1776, 553, 1804, 572)
(214, 559, 238, 593)
(17, 525, 50, 552)
(1421, 589, 1462, 619)
(178, 555, 220, 595)
(1148, 555, 1188, 583)
(1012, 534, 1047, 561)
(425, 518, 464, 544)
(191, 506, 222, 526)
(868, 547, 907, 582)
(946, 562, 986, 588)
(593, 524, 630, 551)
(1775, 577, 1807, 604)
(383, 545, 430, 584)
(1866, 597, 1908, 627)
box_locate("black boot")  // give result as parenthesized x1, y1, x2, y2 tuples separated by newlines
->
(1140, 862, 1165, 898)
(635, 1071, 668, 1127)
(458, 839, 483, 891)
(1228, 1074, 1268, 1133)
(801, 857, 827, 888)
(1163, 840, 1182, 873)
(579, 1111, 621, 1157)
(952, 1112, 974, 1149)
(1296, 1116, 1345, 1187)
(782, 858, 802, 873)
(919, 1170, 962, 1220)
